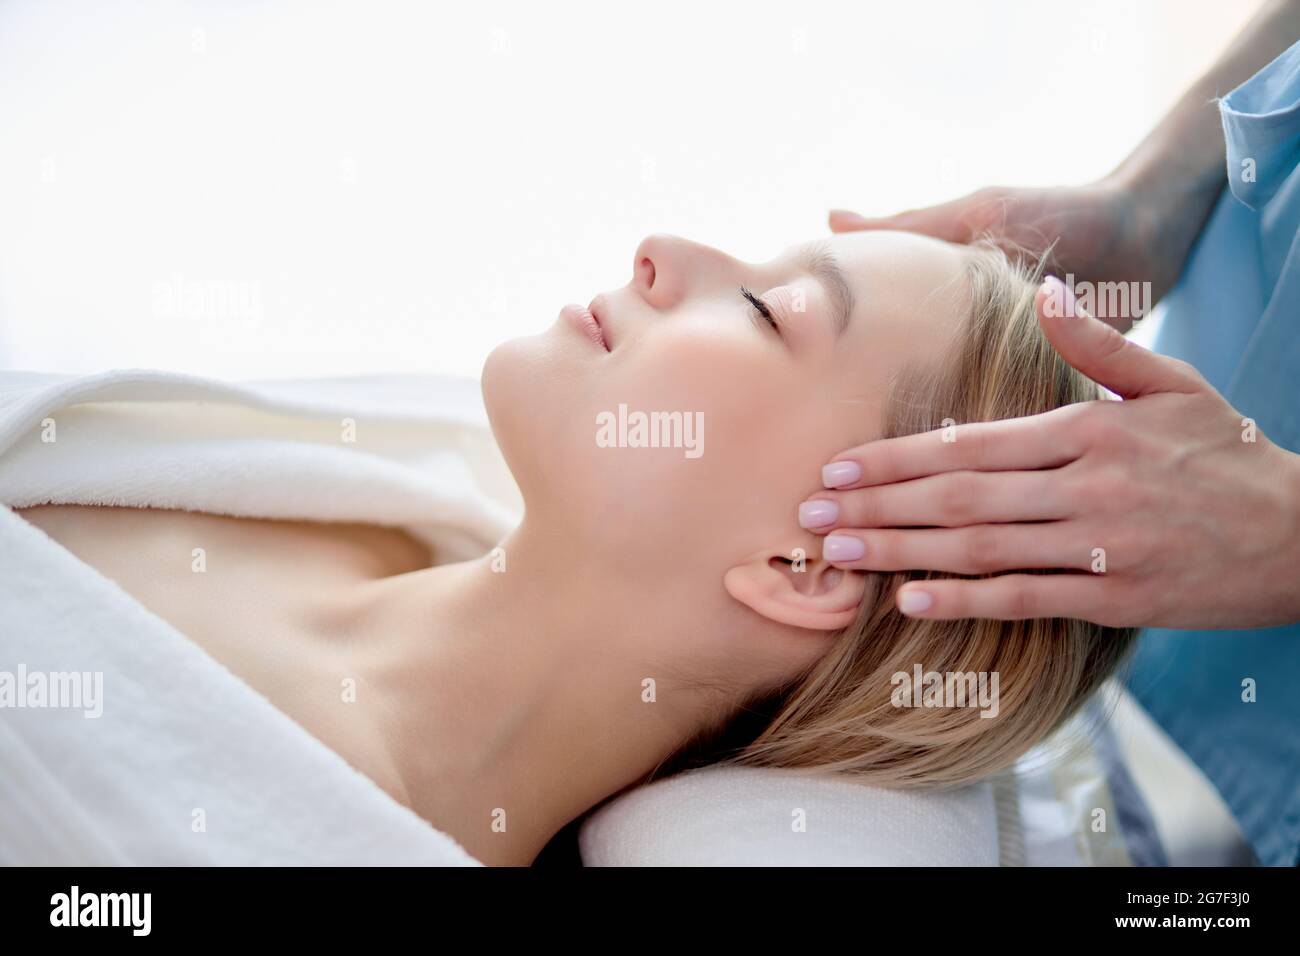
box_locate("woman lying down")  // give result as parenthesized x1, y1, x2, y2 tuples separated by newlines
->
(8, 229, 1134, 866)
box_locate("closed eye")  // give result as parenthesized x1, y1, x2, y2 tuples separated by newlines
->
(740, 286, 780, 334)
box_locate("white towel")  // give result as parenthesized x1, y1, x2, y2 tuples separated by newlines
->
(0, 368, 521, 865)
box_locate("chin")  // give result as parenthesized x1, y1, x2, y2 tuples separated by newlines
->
(481, 336, 532, 459)
(481, 333, 573, 505)
(483, 331, 632, 529)
(480, 336, 518, 417)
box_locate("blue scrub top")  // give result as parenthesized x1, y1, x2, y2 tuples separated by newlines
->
(1125, 38, 1300, 867)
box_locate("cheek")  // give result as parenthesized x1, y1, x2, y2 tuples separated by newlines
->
(576, 330, 832, 555)
(610, 326, 789, 464)
(484, 324, 851, 568)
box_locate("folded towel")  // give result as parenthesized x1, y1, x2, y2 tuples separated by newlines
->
(0, 368, 520, 865)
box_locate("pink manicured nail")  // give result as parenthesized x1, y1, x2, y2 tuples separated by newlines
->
(897, 589, 933, 615)
(829, 209, 869, 227)
(1041, 274, 1078, 319)
(824, 534, 865, 562)
(798, 499, 839, 529)
(822, 460, 861, 488)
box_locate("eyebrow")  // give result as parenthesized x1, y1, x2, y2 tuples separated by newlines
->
(801, 241, 855, 336)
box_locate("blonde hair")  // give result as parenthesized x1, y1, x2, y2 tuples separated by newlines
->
(669, 243, 1137, 788)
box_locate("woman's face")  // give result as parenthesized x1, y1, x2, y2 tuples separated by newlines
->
(483, 230, 971, 638)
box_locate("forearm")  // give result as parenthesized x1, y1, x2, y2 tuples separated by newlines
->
(1113, 0, 1300, 213)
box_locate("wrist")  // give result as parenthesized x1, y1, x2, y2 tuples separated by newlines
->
(1104, 148, 1219, 222)
(1096, 140, 1225, 302)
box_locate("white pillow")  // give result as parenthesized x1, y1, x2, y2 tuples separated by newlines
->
(580, 765, 998, 866)
(579, 681, 1250, 866)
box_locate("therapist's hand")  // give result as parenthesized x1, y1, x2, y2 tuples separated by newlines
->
(829, 173, 1196, 331)
(800, 277, 1300, 630)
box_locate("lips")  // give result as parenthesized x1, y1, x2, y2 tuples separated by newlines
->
(561, 301, 610, 351)
(588, 296, 612, 350)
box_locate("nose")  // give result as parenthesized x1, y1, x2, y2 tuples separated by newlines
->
(631, 234, 730, 310)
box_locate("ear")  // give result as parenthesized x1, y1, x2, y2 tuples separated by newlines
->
(723, 541, 868, 631)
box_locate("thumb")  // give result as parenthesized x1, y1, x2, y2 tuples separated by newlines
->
(1036, 275, 1203, 399)
(828, 195, 983, 243)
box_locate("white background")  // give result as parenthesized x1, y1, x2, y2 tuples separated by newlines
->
(0, 0, 1255, 379)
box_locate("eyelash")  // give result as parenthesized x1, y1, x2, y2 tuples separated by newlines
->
(740, 286, 780, 333)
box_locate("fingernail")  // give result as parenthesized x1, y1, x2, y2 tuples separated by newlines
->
(824, 534, 865, 562)
(822, 460, 861, 488)
(798, 499, 839, 529)
(1041, 274, 1078, 319)
(897, 589, 933, 615)
(829, 209, 868, 227)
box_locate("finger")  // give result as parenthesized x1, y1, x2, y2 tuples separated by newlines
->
(829, 209, 880, 233)
(1037, 276, 1205, 398)
(800, 469, 1069, 531)
(821, 407, 1086, 489)
(821, 523, 1092, 575)
(828, 196, 983, 243)
(892, 574, 1108, 622)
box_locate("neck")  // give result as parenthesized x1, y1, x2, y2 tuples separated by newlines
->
(349, 519, 736, 866)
